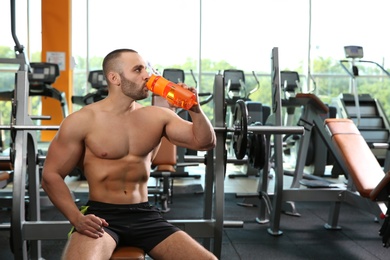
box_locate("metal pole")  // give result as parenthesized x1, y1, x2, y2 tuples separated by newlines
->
(212, 74, 224, 258)
(0, 125, 60, 130)
(267, 47, 284, 236)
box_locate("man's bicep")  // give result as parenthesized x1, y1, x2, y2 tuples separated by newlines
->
(45, 125, 85, 178)
(165, 117, 195, 148)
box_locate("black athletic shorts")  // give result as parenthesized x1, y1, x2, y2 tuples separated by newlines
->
(72, 200, 180, 253)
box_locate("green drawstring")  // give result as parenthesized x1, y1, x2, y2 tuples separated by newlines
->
(67, 205, 89, 238)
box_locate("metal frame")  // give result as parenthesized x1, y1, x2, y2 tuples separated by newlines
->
(11, 62, 43, 259)
(252, 48, 388, 236)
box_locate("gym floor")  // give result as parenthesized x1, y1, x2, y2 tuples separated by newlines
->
(1, 161, 389, 259)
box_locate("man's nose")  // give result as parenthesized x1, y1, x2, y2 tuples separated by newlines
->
(143, 70, 150, 80)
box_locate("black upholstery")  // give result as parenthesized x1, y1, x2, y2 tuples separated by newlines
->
(162, 69, 185, 84)
(88, 70, 108, 90)
(223, 69, 245, 91)
(280, 71, 299, 93)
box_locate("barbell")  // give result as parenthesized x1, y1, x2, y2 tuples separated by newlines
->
(0, 154, 46, 164)
(0, 125, 60, 131)
(215, 100, 305, 170)
(0, 124, 59, 165)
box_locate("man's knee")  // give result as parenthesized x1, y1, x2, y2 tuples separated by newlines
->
(62, 232, 116, 259)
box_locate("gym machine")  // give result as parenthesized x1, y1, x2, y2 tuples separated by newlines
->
(280, 70, 337, 178)
(223, 69, 262, 140)
(336, 45, 390, 172)
(0, 62, 68, 119)
(145, 61, 390, 248)
(223, 69, 271, 178)
(72, 70, 108, 106)
(223, 69, 260, 110)
(215, 48, 307, 233)
(0, 62, 65, 206)
(235, 48, 390, 240)
(325, 118, 390, 247)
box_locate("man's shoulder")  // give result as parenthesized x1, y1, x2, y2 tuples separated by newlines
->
(61, 106, 96, 129)
(132, 105, 176, 125)
(68, 106, 95, 119)
(144, 105, 177, 117)
(137, 104, 172, 113)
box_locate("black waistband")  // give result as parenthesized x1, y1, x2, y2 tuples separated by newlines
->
(86, 200, 151, 210)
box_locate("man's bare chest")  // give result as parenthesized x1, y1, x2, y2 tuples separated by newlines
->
(85, 123, 161, 159)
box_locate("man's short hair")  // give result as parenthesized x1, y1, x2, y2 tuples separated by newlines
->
(102, 49, 138, 76)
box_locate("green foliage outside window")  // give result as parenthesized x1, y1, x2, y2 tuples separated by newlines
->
(1, 47, 390, 149)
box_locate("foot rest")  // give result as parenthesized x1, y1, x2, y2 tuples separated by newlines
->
(370, 171, 390, 201)
(110, 246, 145, 260)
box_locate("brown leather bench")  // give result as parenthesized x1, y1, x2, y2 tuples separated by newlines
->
(324, 118, 388, 199)
(0, 171, 10, 182)
(0, 171, 10, 189)
(110, 246, 145, 260)
(325, 118, 390, 247)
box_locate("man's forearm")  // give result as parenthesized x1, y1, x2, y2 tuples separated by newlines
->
(42, 175, 82, 225)
(188, 109, 216, 150)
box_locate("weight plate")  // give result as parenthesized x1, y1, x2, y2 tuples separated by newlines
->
(247, 121, 267, 170)
(233, 100, 248, 159)
(251, 132, 267, 169)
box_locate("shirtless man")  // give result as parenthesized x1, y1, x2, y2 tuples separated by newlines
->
(41, 48, 217, 260)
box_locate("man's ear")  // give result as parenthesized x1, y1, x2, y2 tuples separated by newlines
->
(107, 72, 120, 85)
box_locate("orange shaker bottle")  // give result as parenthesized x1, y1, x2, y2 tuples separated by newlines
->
(146, 74, 198, 110)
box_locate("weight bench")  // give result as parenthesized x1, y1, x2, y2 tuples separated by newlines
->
(325, 118, 390, 247)
(0, 171, 10, 189)
(110, 246, 145, 260)
(149, 136, 177, 212)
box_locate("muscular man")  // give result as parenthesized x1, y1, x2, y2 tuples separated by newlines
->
(41, 49, 217, 260)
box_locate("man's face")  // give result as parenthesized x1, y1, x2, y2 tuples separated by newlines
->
(119, 52, 150, 100)
(119, 73, 149, 100)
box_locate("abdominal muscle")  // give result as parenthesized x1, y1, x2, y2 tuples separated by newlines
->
(82, 152, 151, 205)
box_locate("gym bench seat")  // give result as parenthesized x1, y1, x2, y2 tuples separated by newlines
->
(324, 118, 389, 199)
(110, 246, 145, 260)
(0, 171, 10, 189)
(371, 171, 390, 201)
(325, 118, 390, 247)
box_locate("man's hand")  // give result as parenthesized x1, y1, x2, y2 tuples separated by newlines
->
(177, 83, 201, 112)
(74, 214, 109, 238)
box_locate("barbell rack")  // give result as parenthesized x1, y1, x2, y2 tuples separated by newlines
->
(214, 126, 304, 135)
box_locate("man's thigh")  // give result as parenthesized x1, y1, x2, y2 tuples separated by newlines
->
(62, 232, 117, 260)
(148, 231, 217, 260)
